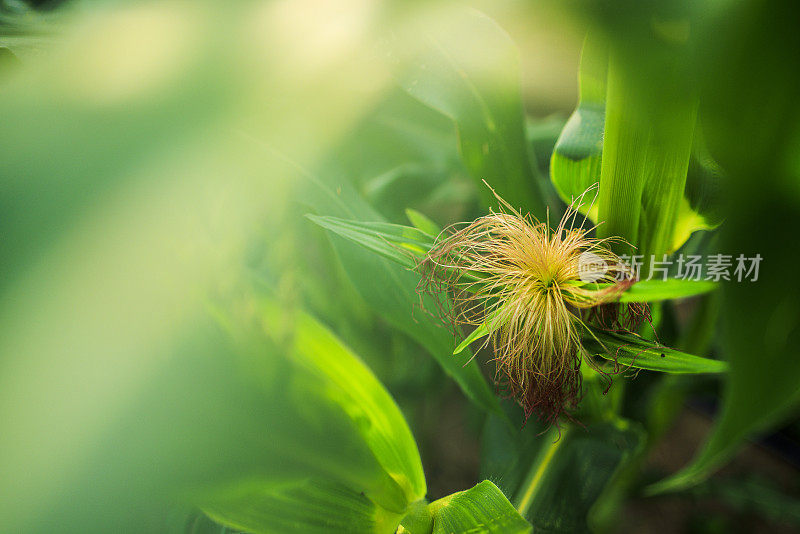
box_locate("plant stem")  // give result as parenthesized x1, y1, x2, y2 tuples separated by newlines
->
(398, 499, 432, 534)
(514, 425, 570, 517)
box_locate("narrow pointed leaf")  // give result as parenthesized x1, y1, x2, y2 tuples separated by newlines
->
(453, 307, 509, 355)
(617, 279, 717, 302)
(582, 279, 718, 302)
(584, 327, 728, 374)
(405, 208, 442, 237)
(306, 215, 433, 269)
(453, 323, 489, 355)
(302, 181, 504, 419)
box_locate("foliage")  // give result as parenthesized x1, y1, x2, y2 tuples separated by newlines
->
(0, 0, 798, 533)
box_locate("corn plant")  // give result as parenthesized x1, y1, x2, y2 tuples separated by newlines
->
(1, 0, 798, 533)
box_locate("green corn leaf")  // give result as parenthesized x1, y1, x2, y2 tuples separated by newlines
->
(597, 39, 698, 271)
(429, 480, 531, 534)
(642, 0, 800, 496)
(617, 279, 717, 302)
(306, 214, 433, 270)
(202, 479, 407, 534)
(399, 481, 531, 534)
(302, 180, 504, 419)
(482, 416, 643, 533)
(405, 208, 442, 237)
(553, 31, 721, 259)
(453, 322, 490, 355)
(261, 300, 427, 506)
(453, 307, 509, 355)
(550, 32, 607, 221)
(198, 299, 427, 533)
(392, 7, 546, 217)
(583, 279, 718, 302)
(584, 327, 728, 374)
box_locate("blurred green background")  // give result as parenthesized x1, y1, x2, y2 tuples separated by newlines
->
(1, 0, 799, 532)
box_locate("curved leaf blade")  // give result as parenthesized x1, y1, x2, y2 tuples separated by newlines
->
(268, 302, 427, 503)
(302, 182, 504, 419)
(405, 208, 442, 237)
(617, 279, 717, 302)
(199, 300, 427, 533)
(584, 327, 728, 374)
(393, 8, 545, 217)
(482, 416, 643, 534)
(580, 279, 718, 302)
(306, 215, 432, 269)
(203, 479, 405, 534)
(453, 323, 489, 355)
(421, 481, 530, 534)
(550, 32, 607, 221)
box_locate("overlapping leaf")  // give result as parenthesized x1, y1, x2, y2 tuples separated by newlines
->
(399, 481, 531, 534)
(391, 7, 545, 217)
(481, 414, 643, 533)
(551, 32, 723, 260)
(584, 327, 728, 374)
(308, 215, 725, 376)
(646, 0, 800, 494)
(301, 178, 503, 418)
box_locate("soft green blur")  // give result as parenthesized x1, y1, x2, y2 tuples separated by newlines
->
(0, 1, 538, 531)
(0, 1, 412, 531)
(2, 0, 800, 532)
